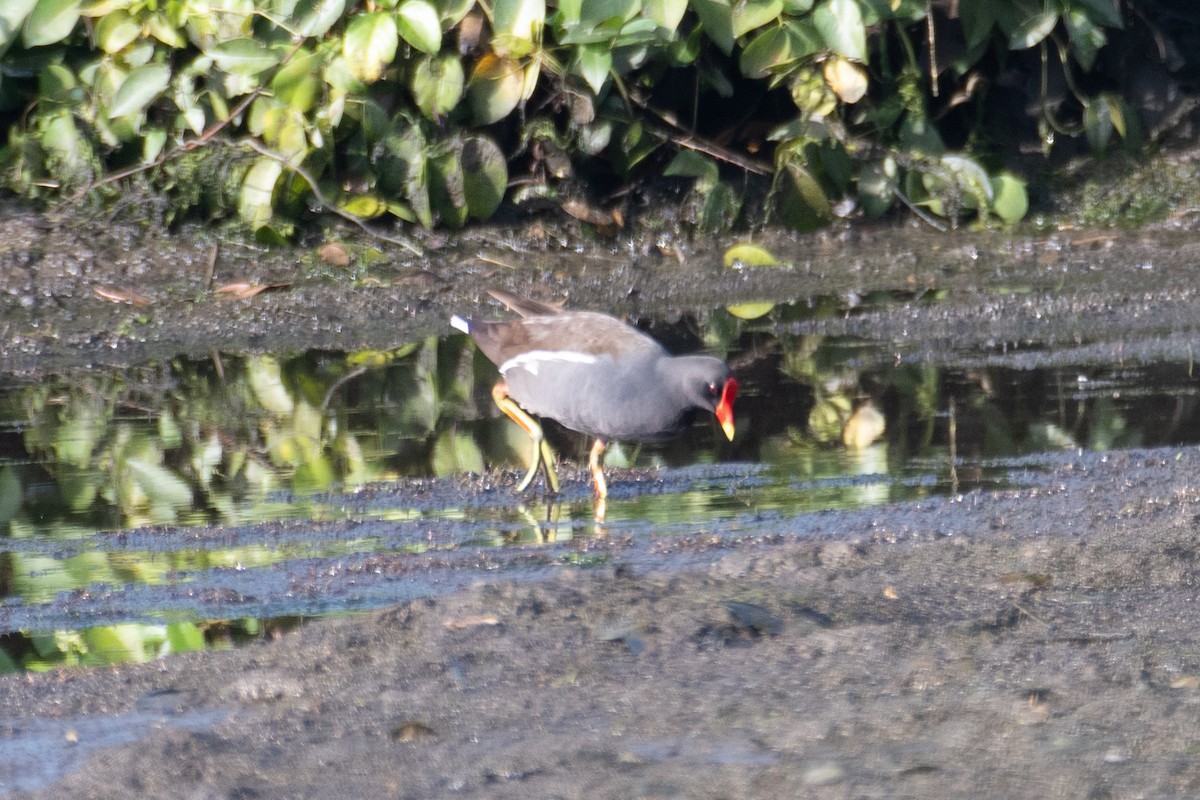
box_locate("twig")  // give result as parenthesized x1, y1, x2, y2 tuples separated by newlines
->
(321, 365, 368, 412)
(635, 102, 773, 176)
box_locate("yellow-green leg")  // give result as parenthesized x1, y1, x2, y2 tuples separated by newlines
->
(588, 438, 608, 499)
(492, 383, 560, 494)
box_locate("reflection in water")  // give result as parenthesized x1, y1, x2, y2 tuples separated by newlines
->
(1, 299, 1199, 669)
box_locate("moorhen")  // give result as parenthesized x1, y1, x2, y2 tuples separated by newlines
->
(451, 289, 738, 498)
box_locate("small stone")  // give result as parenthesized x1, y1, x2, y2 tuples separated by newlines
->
(802, 762, 845, 785)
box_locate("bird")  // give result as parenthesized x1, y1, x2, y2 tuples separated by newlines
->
(450, 289, 738, 499)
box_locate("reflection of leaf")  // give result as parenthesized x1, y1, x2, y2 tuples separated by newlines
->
(57, 466, 100, 512)
(247, 356, 295, 415)
(726, 302, 774, 320)
(126, 457, 193, 511)
(0, 466, 22, 523)
(166, 622, 206, 654)
(9, 553, 75, 602)
(83, 624, 152, 665)
(432, 429, 485, 477)
(843, 401, 885, 449)
(293, 455, 335, 492)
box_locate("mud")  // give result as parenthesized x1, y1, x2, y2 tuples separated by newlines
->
(3, 206, 1200, 797)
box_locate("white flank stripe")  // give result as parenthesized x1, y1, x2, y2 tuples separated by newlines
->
(499, 350, 598, 377)
(449, 315, 470, 334)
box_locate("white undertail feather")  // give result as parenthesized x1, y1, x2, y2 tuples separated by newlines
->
(499, 350, 598, 377)
(449, 315, 470, 334)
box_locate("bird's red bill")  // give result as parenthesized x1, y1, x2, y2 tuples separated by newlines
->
(715, 378, 738, 441)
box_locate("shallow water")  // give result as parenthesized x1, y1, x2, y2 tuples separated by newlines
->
(1, 297, 1198, 669)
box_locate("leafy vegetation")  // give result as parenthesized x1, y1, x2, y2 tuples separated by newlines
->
(0, 2, 1170, 237)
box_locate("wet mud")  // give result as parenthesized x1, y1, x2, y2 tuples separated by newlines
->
(4, 447, 1200, 798)
(3, 206, 1200, 797)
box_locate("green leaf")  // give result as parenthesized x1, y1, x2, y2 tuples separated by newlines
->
(293, 0, 346, 37)
(740, 25, 793, 79)
(23, 0, 80, 47)
(857, 158, 895, 217)
(210, 38, 282, 75)
(957, 0, 995, 49)
(0, 0, 38, 53)
(108, 62, 170, 119)
(271, 50, 322, 112)
(1009, 10, 1057, 49)
(343, 12, 399, 82)
(397, 0, 443, 53)
(461, 134, 507, 219)
(1077, 0, 1121, 29)
(990, 173, 1028, 224)
(238, 157, 284, 230)
(1064, 9, 1106, 71)
(411, 53, 464, 119)
(691, 0, 734, 54)
(732, 0, 782, 39)
(576, 42, 611, 93)
(467, 54, 524, 124)
(664, 149, 718, 185)
(429, 145, 468, 227)
(813, 0, 865, 61)
(38, 63, 77, 103)
(338, 194, 389, 218)
(143, 126, 166, 161)
(94, 9, 139, 53)
(40, 110, 95, 185)
(144, 10, 185, 47)
(434, 0, 475, 27)
(493, 0, 544, 57)
(920, 154, 992, 216)
(578, 0, 639, 29)
(776, 161, 832, 232)
(724, 243, 778, 267)
(644, 0, 687, 31)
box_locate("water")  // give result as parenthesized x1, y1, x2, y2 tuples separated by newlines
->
(1, 299, 1198, 670)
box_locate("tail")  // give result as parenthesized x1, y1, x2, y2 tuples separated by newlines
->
(449, 314, 471, 334)
(486, 288, 563, 318)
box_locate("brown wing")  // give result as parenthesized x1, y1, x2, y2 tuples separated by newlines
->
(468, 311, 666, 367)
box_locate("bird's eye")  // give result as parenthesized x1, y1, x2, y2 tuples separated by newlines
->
(707, 383, 719, 396)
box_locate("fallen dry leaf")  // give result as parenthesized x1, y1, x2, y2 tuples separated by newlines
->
(214, 281, 290, 300)
(561, 198, 624, 232)
(442, 614, 501, 631)
(317, 242, 350, 267)
(93, 286, 151, 307)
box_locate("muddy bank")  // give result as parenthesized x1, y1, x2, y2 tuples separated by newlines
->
(4, 206, 1200, 375)
(3, 446, 1200, 798)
